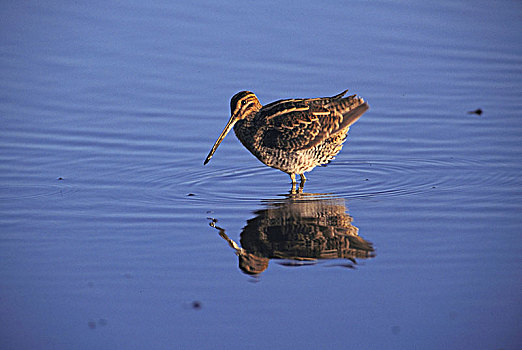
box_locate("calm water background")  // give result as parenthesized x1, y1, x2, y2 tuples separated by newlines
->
(1, 0, 521, 349)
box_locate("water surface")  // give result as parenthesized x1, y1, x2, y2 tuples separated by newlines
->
(1, 1, 521, 349)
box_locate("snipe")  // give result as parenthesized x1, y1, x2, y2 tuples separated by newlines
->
(204, 90, 369, 189)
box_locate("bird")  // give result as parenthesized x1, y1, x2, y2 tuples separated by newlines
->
(204, 90, 369, 188)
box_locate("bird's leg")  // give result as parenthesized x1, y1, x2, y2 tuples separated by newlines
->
(290, 173, 297, 185)
(289, 173, 297, 194)
(299, 174, 307, 191)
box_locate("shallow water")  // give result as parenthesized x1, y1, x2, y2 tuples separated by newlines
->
(1, 0, 521, 349)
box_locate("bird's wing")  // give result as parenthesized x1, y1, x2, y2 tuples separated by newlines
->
(256, 92, 368, 151)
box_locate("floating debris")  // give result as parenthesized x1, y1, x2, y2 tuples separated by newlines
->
(467, 108, 483, 115)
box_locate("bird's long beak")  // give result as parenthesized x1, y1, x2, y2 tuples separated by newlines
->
(203, 115, 237, 165)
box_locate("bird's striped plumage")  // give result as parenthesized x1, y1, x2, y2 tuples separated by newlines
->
(204, 90, 369, 187)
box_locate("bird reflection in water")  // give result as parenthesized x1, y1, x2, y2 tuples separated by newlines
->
(209, 193, 375, 275)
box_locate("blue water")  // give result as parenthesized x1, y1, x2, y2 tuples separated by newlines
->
(1, 1, 521, 349)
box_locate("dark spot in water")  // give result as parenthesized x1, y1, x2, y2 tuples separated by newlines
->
(468, 108, 483, 115)
(88, 320, 97, 329)
(192, 301, 202, 309)
(364, 178, 369, 181)
(187, 193, 195, 196)
(57, 177, 64, 180)
(391, 325, 401, 335)
(432, 186, 436, 189)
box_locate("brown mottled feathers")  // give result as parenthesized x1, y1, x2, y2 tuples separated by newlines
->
(254, 90, 368, 151)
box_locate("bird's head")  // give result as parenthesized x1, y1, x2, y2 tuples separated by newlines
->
(204, 91, 261, 165)
(229, 91, 261, 120)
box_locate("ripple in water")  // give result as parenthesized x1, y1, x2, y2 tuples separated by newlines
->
(0, 181, 76, 201)
(183, 157, 516, 202)
(102, 155, 520, 206)
(324, 157, 521, 199)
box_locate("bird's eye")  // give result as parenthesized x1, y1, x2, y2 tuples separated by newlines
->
(241, 100, 247, 105)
